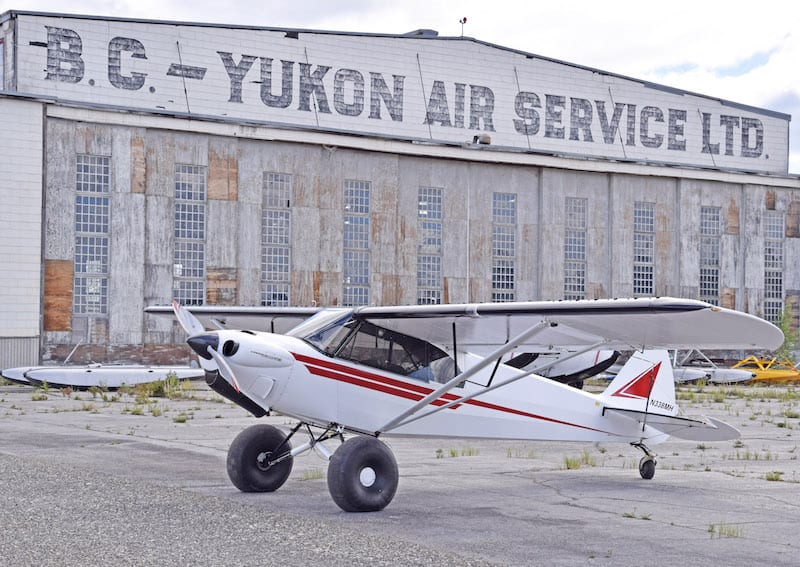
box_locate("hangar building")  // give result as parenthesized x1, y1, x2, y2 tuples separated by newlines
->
(1, 11, 798, 367)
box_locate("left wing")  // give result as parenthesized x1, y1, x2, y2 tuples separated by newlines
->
(147, 297, 781, 353)
(353, 297, 783, 353)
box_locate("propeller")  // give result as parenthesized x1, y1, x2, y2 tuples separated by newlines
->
(172, 301, 219, 373)
(172, 300, 206, 336)
(173, 301, 243, 394)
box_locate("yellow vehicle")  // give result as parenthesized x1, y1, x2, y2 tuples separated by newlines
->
(730, 356, 800, 383)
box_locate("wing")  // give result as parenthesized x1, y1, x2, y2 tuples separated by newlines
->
(145, 305, 320, 333)
(354, 297, 783, 352)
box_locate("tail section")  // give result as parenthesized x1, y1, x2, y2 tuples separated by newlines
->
(602, 350, 677, 417)
(602, 350, 739, 441)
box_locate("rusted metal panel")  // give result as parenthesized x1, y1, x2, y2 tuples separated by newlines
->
(765, 190, 776, 210)
(305, 271, 342, 306)
(786, 201, 800, 238)
(43, 260, 73, 331)
(131, 133, 146, 194)
(725, 198, 740, 235)
(721, 288, 737, 310)
(208, 146, 238, 201)
(379, 275, 403, 305)
(206, 267, 238, 305)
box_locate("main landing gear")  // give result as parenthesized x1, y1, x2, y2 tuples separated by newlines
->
(632, 441, 657, 480)
(226, 423, 399, 512)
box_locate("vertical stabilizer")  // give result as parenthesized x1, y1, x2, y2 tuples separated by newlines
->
(601, 350, 678, 416)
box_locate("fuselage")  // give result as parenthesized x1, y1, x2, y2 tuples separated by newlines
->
(198, 328, 669, 445)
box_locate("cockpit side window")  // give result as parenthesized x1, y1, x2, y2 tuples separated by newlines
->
(335, 321, 457, 382)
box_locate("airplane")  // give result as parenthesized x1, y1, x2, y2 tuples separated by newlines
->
(606, 350, 742, 384)
(673, 349, 756, 384)
(730, 355, 800, 383)
(164, 297, 782, 512)
(503, 349, 619, 388)
(145, 304, 618, 388)
(0, 364, 204, 390)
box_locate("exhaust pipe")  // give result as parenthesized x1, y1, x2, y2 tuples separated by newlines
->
(205, 371, 267, 417)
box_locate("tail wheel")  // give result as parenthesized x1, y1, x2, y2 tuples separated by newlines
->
(327, 436, 398, 512)
(639, 455, 656, 480)
(227, 424, 293, 492)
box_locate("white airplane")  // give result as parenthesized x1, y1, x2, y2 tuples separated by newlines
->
(674, 349, 756, 384)
(503, 349, 619, 388)
(1, 364, 204, 389)
(168, 297, 781, 512)
(146, 305, 618, 388)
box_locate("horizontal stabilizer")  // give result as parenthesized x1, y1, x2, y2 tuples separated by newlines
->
(604, 407, 740, 441)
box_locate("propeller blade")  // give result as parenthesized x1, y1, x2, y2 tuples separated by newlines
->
(207, 346, 241, 394)
(174, 301, 219, 372)
(172, 300, 206, 336)
(195, 353, 219, 373)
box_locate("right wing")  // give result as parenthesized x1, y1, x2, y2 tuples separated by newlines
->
(145, 304, 321, 333)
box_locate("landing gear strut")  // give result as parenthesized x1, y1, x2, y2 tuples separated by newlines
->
(632, 442, 657, 480)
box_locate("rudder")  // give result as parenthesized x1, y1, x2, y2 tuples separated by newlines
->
(601, 350, 677, 416)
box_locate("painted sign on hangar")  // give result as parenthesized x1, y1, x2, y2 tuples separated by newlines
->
(8, 12, 791, 174)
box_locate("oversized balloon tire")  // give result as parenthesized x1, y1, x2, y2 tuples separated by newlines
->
(327, 436, 399, 512)
(639, 455, 656, 480)
(227, 424, 293, 492)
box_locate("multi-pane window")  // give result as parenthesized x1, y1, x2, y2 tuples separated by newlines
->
(173, 164, 207, 305)
(699, 206, 721, 305)
(74, 155, 110, 314)
(564, 197, 586, 300)
(418, 186, 443, 304)
(492, 192, 517, 301)
(262, 172, 292, 306)
(633, 202, 655, 296)
(764, 211, 784, 323)
(343, 180, 371, 306)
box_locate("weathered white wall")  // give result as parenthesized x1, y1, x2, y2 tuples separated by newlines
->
(22, 105, 800, 361)
(0, 98, 43, 366)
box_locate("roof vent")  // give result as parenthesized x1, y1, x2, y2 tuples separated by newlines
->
(403, 29, 438, 37)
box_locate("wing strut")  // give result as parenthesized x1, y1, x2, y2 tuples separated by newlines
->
(452, 322, 458, 376)
(378, 340, 606, 433)
(378, 320, 563, 433)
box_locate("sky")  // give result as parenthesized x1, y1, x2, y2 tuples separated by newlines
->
(3, 0, 799, 174)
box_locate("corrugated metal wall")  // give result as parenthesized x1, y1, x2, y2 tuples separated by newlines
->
(32, 110, 800, 365)
(0, 337, 39, 369)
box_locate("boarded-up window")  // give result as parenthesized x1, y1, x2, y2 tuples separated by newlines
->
(44, 260, 73, 331)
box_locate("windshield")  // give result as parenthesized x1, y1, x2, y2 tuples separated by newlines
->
(287, 308, 354, 353)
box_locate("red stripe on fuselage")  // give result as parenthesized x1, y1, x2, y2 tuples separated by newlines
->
(293, 352, 459, 407)
(292, 352, 605, 433)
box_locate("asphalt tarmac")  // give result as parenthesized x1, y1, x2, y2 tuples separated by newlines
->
(1, 380, 799, 566)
